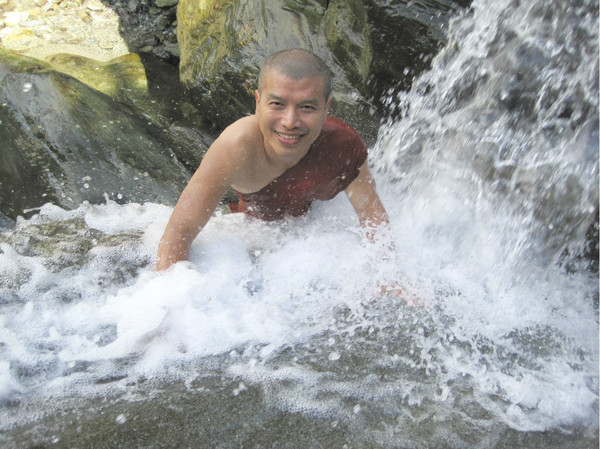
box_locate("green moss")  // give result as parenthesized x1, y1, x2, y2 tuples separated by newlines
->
(44, 53, 149, 103)
(0, 47, 53, 73)
(323, 0, 372, 86)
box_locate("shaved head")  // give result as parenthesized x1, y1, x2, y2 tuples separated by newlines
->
(257, 49, 332, 100)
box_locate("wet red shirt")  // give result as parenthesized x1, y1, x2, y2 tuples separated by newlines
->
(229, 116, 368, 221)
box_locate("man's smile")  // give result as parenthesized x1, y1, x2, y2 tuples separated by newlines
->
(276, 131, 306, 144)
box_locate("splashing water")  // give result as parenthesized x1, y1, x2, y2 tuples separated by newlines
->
(0, 0, 598, 447)
(375, 0, 598, 269)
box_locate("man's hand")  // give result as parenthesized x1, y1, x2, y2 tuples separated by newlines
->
(374, 280, 425, 306)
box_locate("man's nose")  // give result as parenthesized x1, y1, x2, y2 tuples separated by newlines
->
(281, 107, 299, 128)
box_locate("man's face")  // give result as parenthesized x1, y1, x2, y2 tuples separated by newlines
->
(255, 69, 331, 165)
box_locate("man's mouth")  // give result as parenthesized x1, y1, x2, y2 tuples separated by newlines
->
(276, 131, 305, 144)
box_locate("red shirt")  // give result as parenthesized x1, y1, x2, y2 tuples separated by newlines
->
(229, 116, 368, 221)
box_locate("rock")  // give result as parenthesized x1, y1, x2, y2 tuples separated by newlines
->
(0, 48, 196, 219)
(135, 33, 160, 48)
(175, 0, 470, 141)
(84, 0, 105, 11)
(0, 0, 473, 219)
(0, 27, 36, 45)
(155, 0, 178, 7)
(365, 0, 470, 116)
(3, 11, 27, 27)
(161, 41, 179, 58)
(75, 8, 92, 21)
(2, 0, 471, 130)
(1, 0, 129, 61)
(43, 52, 149, 104)
(176, 0, 376, 138)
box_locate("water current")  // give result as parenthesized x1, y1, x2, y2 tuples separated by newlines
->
(1, 0, 598, 447)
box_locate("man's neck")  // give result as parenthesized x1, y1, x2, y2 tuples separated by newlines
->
(262, 140, 311, 174)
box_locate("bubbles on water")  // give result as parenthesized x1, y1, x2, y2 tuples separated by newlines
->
(328, 351, 341, 361)
(82, 176, 92, 190)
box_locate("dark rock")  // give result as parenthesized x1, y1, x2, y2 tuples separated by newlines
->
(364, 0, 468, 118)
(127, 0, 139, 13)
(91, 0, 471, 141)
(155, 0, 178, 8)
(0, 48, 199, 219)
(137, 33, 160, 48)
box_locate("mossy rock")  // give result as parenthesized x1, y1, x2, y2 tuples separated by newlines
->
(176, 0, 375, 137)
(44, 53, 149, 105)
(0, 48, 193, 218)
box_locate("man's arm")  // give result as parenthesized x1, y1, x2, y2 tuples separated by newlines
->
(156, 135, 239, 271)
(346, 162, 415, 300)
(345, 161, 390, 240)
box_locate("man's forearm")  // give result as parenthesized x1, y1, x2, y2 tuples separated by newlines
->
(156, 239, 189, 270)
(156, 225, 197, 271)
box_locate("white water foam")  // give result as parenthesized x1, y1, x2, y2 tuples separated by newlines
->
(0, 187, 596, 434)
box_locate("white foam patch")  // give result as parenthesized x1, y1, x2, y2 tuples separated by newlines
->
(1, 178, 597, 438)
(83, 201, 172, 235)
(52, 203, 378, 375)
(0, 189, 595, 440)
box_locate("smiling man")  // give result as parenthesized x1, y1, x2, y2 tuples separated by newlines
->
(156, 49, 390, 271)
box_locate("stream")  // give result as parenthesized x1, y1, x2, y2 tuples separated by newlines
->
(0, 0, 598, 447)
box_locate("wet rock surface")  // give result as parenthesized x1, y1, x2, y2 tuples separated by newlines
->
(1, 0, 469, 129)
(0, 48, 195, 218)
(0, 0, 179, 62)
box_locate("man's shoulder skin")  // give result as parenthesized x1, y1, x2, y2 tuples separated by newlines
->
(200, 115, 269, 194)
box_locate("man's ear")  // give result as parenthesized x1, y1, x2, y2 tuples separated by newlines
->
(325, 96, 331, 114)
(255, 90, 260, 110)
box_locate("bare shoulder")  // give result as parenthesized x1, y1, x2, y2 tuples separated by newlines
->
(212, 115, 261, 159)
(192, 116, 261, 189)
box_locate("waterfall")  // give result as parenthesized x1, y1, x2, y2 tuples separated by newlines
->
(373, 0, 598, 272)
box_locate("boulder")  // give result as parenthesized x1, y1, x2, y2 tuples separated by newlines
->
(176, 0, 377, 138)
(43, 53, 149, 106)
(364, 0, 471, 116)
(0, 48, 198, 219)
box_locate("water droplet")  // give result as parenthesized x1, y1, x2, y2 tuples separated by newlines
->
(232, 382, 247, 396)
(115, 413, 127, 425)
(328, 351, 341, 361)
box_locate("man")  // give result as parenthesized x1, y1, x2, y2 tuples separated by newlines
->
(156, 49, 390, 271)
